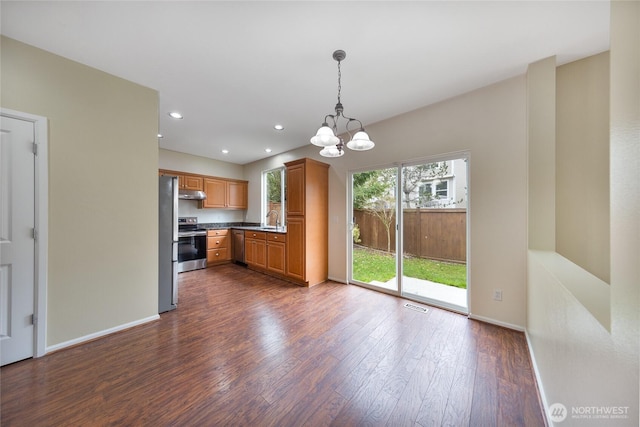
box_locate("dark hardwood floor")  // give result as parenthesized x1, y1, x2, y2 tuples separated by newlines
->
(1, 264, 546, 426)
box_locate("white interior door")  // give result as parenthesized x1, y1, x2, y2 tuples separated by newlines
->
(1, 115, 36, 365)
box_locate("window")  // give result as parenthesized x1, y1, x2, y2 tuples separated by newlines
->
(435, 180, 449, 198)
(263, 167, 285, 227)
(418, 179, 451, 207)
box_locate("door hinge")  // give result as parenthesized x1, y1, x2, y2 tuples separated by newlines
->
(32, 142, 38, 156)
(30, 314, 36, 325)
(32, 227, 38, 242)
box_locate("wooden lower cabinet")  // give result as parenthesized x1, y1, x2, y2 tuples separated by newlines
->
(207, 229, 231, 265)
(245, 231, 267, 269)
(266, 233, 286, 276)
(245, 230, 289, 278)
(285, 217, 305, 282)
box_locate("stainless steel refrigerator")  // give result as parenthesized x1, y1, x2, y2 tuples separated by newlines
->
(159, 175, 178, 312)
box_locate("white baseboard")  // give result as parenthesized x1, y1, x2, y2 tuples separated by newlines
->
(327, 276, 347, 284)
(525, 329, 553, 427)
(467, 313, 525, 332)
(45, 314, 160, 354)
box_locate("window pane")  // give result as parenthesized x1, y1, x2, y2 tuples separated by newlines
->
(264, 168, 284, 226)
(436, 181, 448, 198)
(419, 183, 432, 206)
(351, 167, 398, 291)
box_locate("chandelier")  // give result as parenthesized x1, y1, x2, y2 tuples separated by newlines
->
(310, 50, 375, 158)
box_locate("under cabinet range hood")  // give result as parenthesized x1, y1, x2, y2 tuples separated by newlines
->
(178, 189, 207, 200)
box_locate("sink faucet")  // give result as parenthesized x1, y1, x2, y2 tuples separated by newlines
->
(266, 209, 280, 229)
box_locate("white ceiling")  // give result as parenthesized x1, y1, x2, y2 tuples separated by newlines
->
(1, 1, 610, 165)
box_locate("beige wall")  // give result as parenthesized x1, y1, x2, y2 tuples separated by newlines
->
(1, 37, 159, 347)
(245, 75, 529, 328)
(556, 52, 610, 283)
(527, 1, 639, 424)
(159, 148, 244, 180)
(527, 56, 557, 251)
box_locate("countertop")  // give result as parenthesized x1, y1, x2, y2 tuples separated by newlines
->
(198, 222, 287, 234)
(233, 225, 287, 234)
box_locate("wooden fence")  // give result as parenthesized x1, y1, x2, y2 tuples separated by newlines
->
(353, 208, 466, 263)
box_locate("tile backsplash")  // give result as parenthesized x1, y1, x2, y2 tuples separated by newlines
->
(178, 200, 245, 223)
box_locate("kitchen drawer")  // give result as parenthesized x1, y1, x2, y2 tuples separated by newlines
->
(267, 233, 286, 243)
(245, 230, 266, 240)
(207, 235, 228, 249)
(207, 229, 229, 237)
(207, 248, 229, 263)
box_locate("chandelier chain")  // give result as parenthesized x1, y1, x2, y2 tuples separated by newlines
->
(336, 60, 342, 106)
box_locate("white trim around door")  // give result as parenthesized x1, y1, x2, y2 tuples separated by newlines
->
(1, 108, 48, 358)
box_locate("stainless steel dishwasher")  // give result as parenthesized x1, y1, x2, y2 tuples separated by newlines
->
(232, 229, 246, 265)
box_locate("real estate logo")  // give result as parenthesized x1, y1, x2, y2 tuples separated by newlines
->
(550, 403, 568, 423)
(549, 402, 630, 423)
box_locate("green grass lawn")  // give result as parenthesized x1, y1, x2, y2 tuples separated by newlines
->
(352, 246, 467, 289)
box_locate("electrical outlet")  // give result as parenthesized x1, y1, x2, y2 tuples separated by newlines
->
(493, 289, 503, 301)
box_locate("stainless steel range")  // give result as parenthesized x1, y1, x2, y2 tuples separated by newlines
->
(177, 217, 207, 272)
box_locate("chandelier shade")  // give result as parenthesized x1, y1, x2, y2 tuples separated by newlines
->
(310, 124, 340, 147)
(311, 50, 375, 158)
(346, 131, 375, 151)
(319, 145, 344, 157)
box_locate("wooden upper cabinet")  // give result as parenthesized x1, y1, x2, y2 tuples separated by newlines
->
(159, 169, 247, 209)
(227, 181, 248, 209)
(286, 162, 305, 216)
(201, 178, 248, 209)
(182, 175, 203, 191)
(159, 170, 203, 190)
(202, 178, 227, 208)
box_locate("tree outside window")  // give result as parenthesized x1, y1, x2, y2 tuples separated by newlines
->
(264, 167, 285, 226)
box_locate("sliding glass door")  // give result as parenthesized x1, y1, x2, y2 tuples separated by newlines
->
(349, 155, 469, 313)
(350, 167, 398, 293)
(400, 158, 468, 312)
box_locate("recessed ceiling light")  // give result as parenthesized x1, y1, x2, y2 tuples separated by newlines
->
(274, 124, 284, 131)
(265, 148, 272, 153)
(221, 149, 229, 154)
(168, 111, 183, 119)
(157, 133, 163, 138)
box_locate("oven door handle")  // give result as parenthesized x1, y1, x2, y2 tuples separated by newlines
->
(179, 231, 206, 237)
